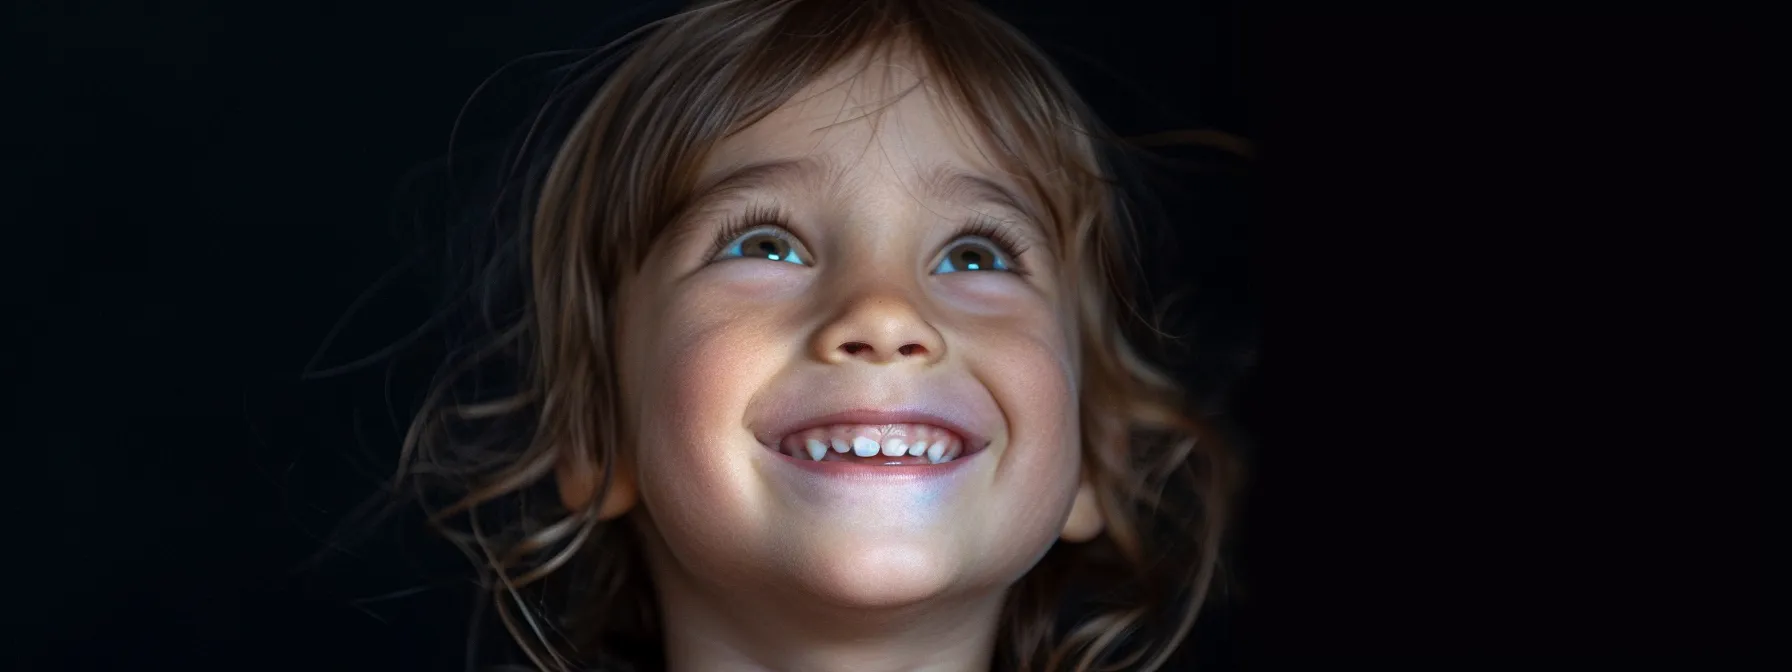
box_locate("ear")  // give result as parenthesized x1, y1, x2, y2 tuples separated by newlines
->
(555, 445, 637, 521)
(1063, 404, 1124, 543)
(1060, 475, 1106, 542)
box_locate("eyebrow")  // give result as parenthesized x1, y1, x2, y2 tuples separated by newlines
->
(690, 157, 841, 204)
(918, 162, 1033, 217)
(689, 156, 1032, 214)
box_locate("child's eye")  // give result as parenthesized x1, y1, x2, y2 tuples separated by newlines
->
(932, 238, 1013, 274)
(715, 226, 810, 266)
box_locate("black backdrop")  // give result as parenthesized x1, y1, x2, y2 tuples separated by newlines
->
(7, 2, 1757, 669)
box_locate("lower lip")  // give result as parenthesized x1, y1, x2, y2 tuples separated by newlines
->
(760, 445, 984, 480)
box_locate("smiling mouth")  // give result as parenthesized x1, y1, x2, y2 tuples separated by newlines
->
(773, 423, 973, 466)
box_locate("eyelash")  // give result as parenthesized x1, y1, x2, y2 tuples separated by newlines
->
(710, 204, 791, 256)
(709, 204, 1032, 274)
(956, 216, 1032, 269)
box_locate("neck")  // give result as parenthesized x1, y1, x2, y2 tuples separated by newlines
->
(645, 544, 1005, 672)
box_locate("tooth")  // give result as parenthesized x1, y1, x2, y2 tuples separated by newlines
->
(926, 441, 946, 464)
(907, 440, 926, 456)
(881, 438, 907, 457)
(831, 438, 850, 453)
(805, 438, 828, 461)
(852, 437, 880, 457)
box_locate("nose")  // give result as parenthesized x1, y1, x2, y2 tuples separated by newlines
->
(812, 292, 946, 366)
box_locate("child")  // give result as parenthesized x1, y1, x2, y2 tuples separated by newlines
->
(400, 0, 1238, 669)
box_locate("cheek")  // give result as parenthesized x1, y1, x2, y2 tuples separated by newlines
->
(1005, 329, 1081, 473)
(963, 308, 1084, 575)
(622, 286, 788, 566)
(965, 294, 1079, 436)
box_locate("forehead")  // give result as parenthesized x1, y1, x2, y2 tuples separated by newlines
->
(697, 47, 1022, 205)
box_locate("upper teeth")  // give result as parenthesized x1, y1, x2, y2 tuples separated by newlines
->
(778, 423, 967, 464)
(854, 437, 882, 457)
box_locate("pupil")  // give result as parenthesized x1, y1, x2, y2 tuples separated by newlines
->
(752, 237, 782, 258)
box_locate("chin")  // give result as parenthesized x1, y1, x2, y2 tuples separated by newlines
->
(794, 540, 962, 609)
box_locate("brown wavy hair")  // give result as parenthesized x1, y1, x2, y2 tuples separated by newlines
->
(398, 0, 1242, 669)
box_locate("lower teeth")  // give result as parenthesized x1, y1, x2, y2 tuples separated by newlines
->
(818, 452, 937, 466)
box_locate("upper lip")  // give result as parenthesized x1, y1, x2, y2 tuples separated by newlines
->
(752, 401, 994, 452)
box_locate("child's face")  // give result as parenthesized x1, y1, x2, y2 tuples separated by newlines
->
(613, 50, 1089, 612)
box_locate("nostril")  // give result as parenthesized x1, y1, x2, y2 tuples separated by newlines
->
(898, 344, 925, 356)
(841, 342, 871, 356)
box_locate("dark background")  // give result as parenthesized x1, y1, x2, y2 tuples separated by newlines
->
(6, 1, 1757, 669)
